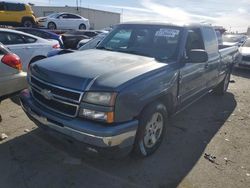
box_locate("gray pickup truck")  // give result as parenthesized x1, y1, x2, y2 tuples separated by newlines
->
(20, 23, 238, 157)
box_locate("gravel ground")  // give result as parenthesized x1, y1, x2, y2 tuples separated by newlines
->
(0, 69, 249, 188)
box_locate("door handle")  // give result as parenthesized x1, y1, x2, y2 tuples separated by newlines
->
(25, 46, 32, 49)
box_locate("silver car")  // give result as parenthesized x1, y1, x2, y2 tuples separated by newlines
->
(0, 43, 27, 101)
(237, 38, 250, 69)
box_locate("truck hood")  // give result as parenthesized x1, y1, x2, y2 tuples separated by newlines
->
(30, 49, 167, 91)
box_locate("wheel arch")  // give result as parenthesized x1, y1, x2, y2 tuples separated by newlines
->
(21, 16, 35, 23)
(137, 92, 176, 120)
(29, 55, 46, 64)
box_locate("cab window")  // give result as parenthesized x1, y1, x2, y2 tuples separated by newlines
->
(185, 29, 205, 57)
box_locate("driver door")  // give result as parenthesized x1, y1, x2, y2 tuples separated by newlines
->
(178, 29, 207, 105)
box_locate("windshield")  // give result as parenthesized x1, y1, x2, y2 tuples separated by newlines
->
(79, 33, 108, 50)
(47, 13, 60, 18)
(243, 39, 250, 47)
(97, 24, 182, 61)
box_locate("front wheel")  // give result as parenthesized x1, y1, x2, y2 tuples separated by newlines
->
(79, 24, 86, 30)
(133, 102, 168, 158)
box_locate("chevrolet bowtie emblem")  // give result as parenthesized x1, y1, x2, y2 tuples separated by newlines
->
(41, 89, 53, 100)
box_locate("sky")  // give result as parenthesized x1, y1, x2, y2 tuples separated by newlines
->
(8, 0, 250, 32)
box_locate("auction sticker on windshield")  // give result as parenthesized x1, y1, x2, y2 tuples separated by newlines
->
(156, 29, 180, 38)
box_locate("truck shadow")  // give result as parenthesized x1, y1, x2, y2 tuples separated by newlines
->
(0, 92, 236, 188)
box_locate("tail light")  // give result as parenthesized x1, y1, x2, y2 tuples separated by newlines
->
(52, 43, 60, 49)
(1, 53, 22, 70)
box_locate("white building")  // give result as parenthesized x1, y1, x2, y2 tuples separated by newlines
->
(32, 6, 120, 30)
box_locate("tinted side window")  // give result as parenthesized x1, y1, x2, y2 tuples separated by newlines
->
(6, 3, 25, 11)
(0, 2, 5, 10)
(0, 32, 25, 45)
(22, 35, 37, 43)
(202, 27, 219, 56)
(59, 14, 69, 19)
(185, 29, 205, 57)
(24, 30, 46, 38)
(68, 14, 81, 19)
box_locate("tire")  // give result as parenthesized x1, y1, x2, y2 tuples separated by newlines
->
(22, 19, 34, 28)
(133, 102, 168, 158)
(48, 22, 56, 30)
(213, 72, 231, 95)
(79, 24, 86, 30)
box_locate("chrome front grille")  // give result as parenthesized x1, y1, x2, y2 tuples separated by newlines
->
(30, 76, 83, 117)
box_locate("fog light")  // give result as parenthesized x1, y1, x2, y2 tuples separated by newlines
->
(81, 109, 114, 123)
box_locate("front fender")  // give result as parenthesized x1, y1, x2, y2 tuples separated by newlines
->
(114, 68, 179, 122)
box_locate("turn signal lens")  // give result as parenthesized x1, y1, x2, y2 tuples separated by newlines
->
(81, 109, 114, 123)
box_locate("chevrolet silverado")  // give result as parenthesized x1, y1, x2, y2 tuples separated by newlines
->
(20, 23, 238, 157)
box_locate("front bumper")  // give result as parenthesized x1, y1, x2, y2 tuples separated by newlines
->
(20, 90, 138, 154)
(37, 21, 47, 28)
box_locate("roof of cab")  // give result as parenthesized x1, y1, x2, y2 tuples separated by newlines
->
(118, 21, 213, 28)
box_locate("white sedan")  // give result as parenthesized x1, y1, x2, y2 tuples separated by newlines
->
(237, 38, 250, 69)
(0, 29, 60, 72)
(37, 12, 90, 30)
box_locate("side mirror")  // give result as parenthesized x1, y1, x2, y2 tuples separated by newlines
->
(188, 49, 208, 63)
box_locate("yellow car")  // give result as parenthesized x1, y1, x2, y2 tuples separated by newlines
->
(0, 2, 36, 27)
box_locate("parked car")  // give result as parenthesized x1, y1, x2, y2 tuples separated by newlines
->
(0, 43, 27, 101)
(236, 38, 250, 69)
(77, 32, 108, 49)
(0, 29, 60, 71)
(47, 32, 108, 57)
(37, 12, 90, 30)
(223, 34, 247, 47)
(0, 2, 36, 27)
(62, 30, 101, 49)
(20, 23, 238, 158)
(15, 27, 64, 48)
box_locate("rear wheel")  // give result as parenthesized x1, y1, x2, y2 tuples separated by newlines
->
(22, 19, 33, 27)
(133, 102, 168, 157)
(79, 24, 86, 30)
(214, 72, 231, 95)
(48, 22, 56, 30)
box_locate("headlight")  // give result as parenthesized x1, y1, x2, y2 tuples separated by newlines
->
(80, 92, 116, 123)
(82, 92, 116, 106)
